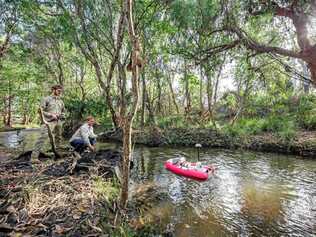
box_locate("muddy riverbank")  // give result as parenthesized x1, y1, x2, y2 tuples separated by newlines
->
(100, 128, 316, 158)
(0, 140, 168, 236)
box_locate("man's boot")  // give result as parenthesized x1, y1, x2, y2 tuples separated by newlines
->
(31, 151, 40, 163)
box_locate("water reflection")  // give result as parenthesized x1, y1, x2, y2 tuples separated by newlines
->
(133, 147, 316, 237)
(0, 129, 41, 151)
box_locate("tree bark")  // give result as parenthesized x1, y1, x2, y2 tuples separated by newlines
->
(211, 58, 225, 109)
(3, 97, 7, 125)
(167, 74, 179, 114)
(145, 88, 156, 125)
(140, 72, 146, 128)
(184, 60, 191, 115)
(156, 68, 162, 115)
(5, 79, 12, 127)
(199, 64, 204, 112)
(120, 0, 140, 208)
(118, 61, 127, 128)
(6, 96, 12, 127)
(120, 117, 132, 208)
(205, 65, 213, 115)
(229, 2, 316, 84)
(0, 27, 13, 61)
(200, 2, 316, 85)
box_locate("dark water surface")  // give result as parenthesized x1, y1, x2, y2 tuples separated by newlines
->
(1, 129, 315, 237)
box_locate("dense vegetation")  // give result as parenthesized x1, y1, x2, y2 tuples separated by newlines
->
(1, 0, 316, 235)
(1, 0, 315, 137)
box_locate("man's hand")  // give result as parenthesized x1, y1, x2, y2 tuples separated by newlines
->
(89, 145, 96, 152)
(50, 113, 58, 120)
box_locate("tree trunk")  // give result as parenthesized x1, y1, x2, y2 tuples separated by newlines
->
(22, 113, 29, 125)
(5, 79, 12, 127)
(120, 0, 140, 208)
(3, 97, 7, 125)
(156, 69, 162, 115)
(213, 55, 225, 105)
(206, 68, 213, 115)
(120, 117, 132, 208)
(140, 72, 146, 128)
(0, 30, 12, 61)
(299, 60, 311, 93)
(6, 96, 12, 127)
(199, 64, 204, 112)
(54, 41, 65, 86)
(184, 60, 191, 115)
(167, 74, 179, 114)
(118, 62, 127, 127)
(145, 89, 155, 125)
(168, 93, 172, 115)
(231, 73, 252, 125)
(213, 72, 220, 105)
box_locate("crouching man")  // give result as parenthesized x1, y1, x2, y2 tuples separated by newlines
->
(69, 116, 99, 154)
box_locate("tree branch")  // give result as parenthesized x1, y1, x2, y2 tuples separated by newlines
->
(227, 27, 303, 59)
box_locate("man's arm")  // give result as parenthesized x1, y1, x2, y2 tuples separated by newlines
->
(40, 97, 56, 120)
(80, 126, 91, 145)
(59, 100, 66, 120)
(90, 127, 98, 139)
(80, 125, 95, 151)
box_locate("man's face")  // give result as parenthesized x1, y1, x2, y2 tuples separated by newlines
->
(53, 88, 63, 96)
(87, 119, 95, 126)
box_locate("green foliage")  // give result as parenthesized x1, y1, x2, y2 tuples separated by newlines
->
(295, 94, 316, 130)
(221, 116, 297, 141)
(221, 118, 266, 137)
(262, 116, 297, 140)
(157, 115, 187, 129)
(64, 97, 111, 126)
(93, 176, 119, 202)
(0, 44, 46, 125)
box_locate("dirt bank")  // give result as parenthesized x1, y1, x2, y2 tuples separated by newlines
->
(100, 128, 316, 158)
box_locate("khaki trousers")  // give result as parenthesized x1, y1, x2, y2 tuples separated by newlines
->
(33, 121, 63, 153)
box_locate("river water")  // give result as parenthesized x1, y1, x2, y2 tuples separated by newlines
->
(0, 129, 315, 236)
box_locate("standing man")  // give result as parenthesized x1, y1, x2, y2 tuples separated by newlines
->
(31, 84, 65, 160)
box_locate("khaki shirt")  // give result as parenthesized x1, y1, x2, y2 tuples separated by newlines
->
(40, 95, 65, 122)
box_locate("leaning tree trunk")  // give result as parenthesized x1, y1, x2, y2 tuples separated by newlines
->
(5, 79, 12, 127)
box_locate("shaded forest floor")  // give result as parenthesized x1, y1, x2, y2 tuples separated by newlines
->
(0, 148, 166, 237)
(0, 149, 118, 236)
(100, 128, 316, 158)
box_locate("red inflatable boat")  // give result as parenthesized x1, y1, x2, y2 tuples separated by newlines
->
(164, 157, 215, 181)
